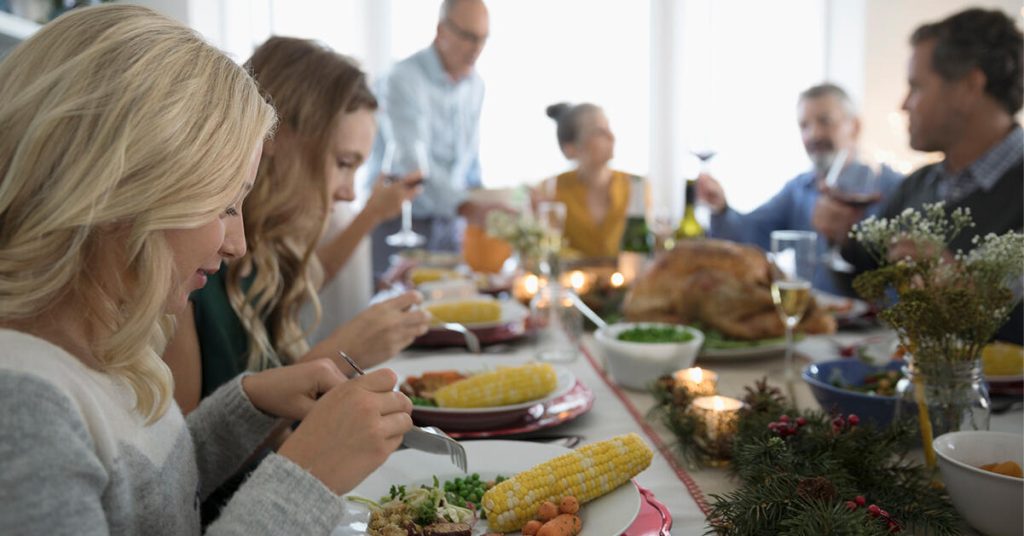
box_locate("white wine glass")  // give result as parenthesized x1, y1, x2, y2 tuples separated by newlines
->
(770, 230, 818, 388)
(383, 139, 428, 248)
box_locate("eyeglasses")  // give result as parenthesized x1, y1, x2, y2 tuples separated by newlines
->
(443, 17, 488, 47)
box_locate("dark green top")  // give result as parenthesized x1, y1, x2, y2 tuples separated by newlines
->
(191, 266, 254, 398)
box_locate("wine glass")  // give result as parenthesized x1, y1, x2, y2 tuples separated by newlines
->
(649, 204, 676, 252)
(536, 200, 566, 277)
(770, 230, 818, 388)
(382, 139, 428, 248)
(691, 148, 717, 175)
(821, 149, 885, 273)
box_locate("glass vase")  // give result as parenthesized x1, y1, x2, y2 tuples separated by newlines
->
(894, 357, 991, 438)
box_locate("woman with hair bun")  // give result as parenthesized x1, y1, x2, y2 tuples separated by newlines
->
(539, 102, 644, 259)
(0, 6, 411, 533)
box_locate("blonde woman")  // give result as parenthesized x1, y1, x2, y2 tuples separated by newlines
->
(0, 6, 412, 534)
(165, 37, 430, 417)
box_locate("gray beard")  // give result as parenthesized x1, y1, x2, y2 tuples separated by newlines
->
(809, 151, 837, 175)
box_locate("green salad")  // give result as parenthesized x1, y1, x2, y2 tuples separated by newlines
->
(617, 326, 694, 343)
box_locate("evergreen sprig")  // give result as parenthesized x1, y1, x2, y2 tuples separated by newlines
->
(649, 375, 962, 534)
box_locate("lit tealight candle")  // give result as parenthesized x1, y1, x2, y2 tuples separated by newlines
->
(673, 367, 718, 397)
(690, 395, 744, 463)
(568, 270, 586, 293)
(610, 272, 625, 288)
(513, 273, 543, 303)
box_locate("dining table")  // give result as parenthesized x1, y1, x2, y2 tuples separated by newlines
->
(390, 325, 1024, 536)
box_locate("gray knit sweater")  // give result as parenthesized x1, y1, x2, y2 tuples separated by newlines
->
(0, 329, 347, 535)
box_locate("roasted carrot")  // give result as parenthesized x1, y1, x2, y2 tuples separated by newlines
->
(537, 501, 559, 521)
(558, 496, 579, 514)
(536, 513, 582, 536)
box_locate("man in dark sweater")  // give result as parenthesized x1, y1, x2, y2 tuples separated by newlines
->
(814, 8, 1023, 343)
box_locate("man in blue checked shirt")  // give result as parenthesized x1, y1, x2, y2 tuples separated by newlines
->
(696, 83, 904, 297)
(368, 0, 500, 277)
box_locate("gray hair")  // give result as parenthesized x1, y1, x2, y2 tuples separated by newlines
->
(798, 83, 857, 117)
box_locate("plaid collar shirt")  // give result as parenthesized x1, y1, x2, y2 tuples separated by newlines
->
(930, 125, 1023, 203)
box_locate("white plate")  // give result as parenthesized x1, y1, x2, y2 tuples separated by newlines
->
(334, 441, 643, 536)
(385, 355, 576, 414)
(699, 341, 788, 361)
(814, 291, 871, 321)
(425, 299, 529, 331)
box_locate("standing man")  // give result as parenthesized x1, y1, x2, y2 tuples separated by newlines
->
(369, 0, 493, 276)
(696, 83, 903, 296)
(829, 8, 1023, 343)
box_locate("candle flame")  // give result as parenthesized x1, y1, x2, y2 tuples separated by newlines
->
(524, 274, 539, 295)
(610, 272, 625, 288)
(569, 270, 585, 291)
(687, 367, 703, 383)
(712, 396, 725, 411)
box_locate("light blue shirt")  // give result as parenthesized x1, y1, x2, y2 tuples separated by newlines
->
(366, 44, 484, 219)
(709, 162, 903, 295)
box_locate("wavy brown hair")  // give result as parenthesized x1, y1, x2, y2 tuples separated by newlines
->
(230, 37, 377, 370)
(0, 5, 275, 420)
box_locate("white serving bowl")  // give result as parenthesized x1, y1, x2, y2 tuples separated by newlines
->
(933, 431, 1024, 536)
(594, 322, 704, 390)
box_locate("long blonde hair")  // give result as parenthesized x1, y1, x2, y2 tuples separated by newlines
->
(0, 5, 276, 420)
(230, 37, 376, 370)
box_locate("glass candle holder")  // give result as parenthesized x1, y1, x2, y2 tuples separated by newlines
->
(690, 395, 744, 465)
(673, 367, 718, 397)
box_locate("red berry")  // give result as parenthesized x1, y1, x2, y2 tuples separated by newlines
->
(867, 504, 881, 517)
(879, 509, 889, 518)
(796, 417, 807, 426)
(854, 495, 866, 506)
(848, 414, 860, 426)
(779, 415, 790, 423)
(845, 500, 858, 511)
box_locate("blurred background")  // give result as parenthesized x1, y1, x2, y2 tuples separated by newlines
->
(2, 0, 1021, 219)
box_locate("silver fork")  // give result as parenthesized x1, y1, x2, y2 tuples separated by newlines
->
(437, 320, 482, 354)
(338, 351, 468, 473)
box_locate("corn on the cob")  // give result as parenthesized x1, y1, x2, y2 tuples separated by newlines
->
(433, 363, 557, 408)
(410, 267, 460, 286)
(482, 433, 654, 532)
(425, 299, 502, 325)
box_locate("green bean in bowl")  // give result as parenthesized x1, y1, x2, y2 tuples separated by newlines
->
(616, 326, 695, 343)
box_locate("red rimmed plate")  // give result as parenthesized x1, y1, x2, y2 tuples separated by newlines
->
(383, 355, 589, 434)
(413, 299, 530, 348)
(446, 380, 595, 438)
(623, 484, 674, 536)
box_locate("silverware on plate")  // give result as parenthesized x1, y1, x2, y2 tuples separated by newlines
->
(338, 351, 468, 472)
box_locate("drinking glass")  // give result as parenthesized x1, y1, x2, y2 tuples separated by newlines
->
(691, 148, 717, 175)
(530, 282, 583, 363)
(649, 204, 676, 252)
(382, 139, 428, 248)
(536, 201, 566, 277)
(769, 230, 818, 386)
(821, 149, 884, 273)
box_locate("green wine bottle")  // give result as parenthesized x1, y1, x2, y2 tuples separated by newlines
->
(618, 176, 651, 282)
(674, 179, 705, 241)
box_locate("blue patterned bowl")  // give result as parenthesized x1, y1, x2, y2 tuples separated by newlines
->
(802, 359, 906, 428)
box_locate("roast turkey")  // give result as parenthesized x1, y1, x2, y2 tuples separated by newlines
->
(623, 240, 836, 339)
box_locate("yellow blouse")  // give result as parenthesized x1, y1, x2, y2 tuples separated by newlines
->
(551, 169, 633, 259)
